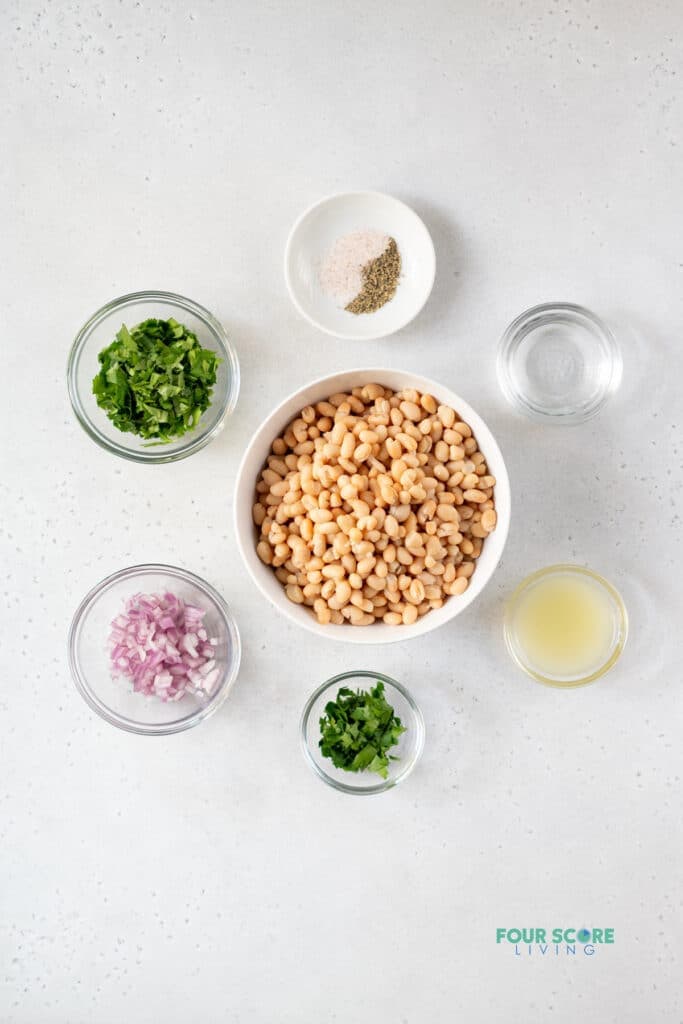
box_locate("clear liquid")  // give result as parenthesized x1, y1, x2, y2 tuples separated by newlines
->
(514, 322, 609, 414)
(512, 573, 616, 680)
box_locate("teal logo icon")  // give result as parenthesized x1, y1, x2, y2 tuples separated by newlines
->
(496, 927, 614, 957)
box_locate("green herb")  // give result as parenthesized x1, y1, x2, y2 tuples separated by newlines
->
(345, 237, 401, 315)
(92, 317, 219, 442)
(318, 680, 406, 779)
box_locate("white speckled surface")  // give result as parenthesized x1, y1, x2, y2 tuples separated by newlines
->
(2, 1, 682, 1021)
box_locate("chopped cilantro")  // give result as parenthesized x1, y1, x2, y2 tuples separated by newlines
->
(92, 317, 219, 442)
(318, 680, 406, 779)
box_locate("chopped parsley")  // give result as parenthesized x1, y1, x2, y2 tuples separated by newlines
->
(92, 317, 219, 442)
(319, 680, 406, 779)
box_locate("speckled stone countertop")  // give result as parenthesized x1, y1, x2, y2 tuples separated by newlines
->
(2, 1, 682, 1021)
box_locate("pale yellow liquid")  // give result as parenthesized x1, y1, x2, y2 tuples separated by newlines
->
(512, 573, 615, 680)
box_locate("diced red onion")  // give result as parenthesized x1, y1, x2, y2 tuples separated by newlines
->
(108, 591, 219, 702)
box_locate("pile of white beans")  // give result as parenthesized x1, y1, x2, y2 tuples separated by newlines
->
(253, 384, 497, 626)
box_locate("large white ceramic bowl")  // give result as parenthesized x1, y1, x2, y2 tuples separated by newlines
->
(234, 369, 511, 645)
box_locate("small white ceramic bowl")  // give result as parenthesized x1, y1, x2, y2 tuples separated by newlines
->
(234, 369, 511, 645)
(284, 191, 436, 341)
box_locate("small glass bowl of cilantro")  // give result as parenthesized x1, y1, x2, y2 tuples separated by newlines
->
(300, 671, 425, 794)
(68, 291, 239, 463)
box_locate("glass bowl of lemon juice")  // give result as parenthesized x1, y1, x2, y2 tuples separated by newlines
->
(504, 565, 628, 688)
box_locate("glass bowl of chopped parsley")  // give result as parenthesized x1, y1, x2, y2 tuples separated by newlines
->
(67, 291, 240, 462)
(300, 671, 425, 794)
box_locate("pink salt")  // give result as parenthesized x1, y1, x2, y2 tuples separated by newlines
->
(319, 230, 390, 306)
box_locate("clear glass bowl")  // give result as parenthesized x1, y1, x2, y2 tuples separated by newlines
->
(300, 670, 425, 794)
(497, 302, 621, 424)
(504, 564, 628, 688)
(68, 564, 241, 734)
(67, 290, 240, 463)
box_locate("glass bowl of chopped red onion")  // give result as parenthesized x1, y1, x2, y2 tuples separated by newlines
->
(68, 564, 241, 735)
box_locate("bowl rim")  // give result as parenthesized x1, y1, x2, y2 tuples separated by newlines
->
(496, 301, 622, 425)
(67, 289, 240, 464)
(234, 367, 511, 645)
(67, 562, 242, 735)
(503, 563, 629, 688)
(299, 669, 425, 795)
(284, 190, 436, 341)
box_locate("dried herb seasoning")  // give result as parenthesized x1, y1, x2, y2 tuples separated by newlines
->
(345, 237, 401, 315)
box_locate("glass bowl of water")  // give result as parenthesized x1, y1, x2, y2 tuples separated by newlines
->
(497, 302, 621, 424)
